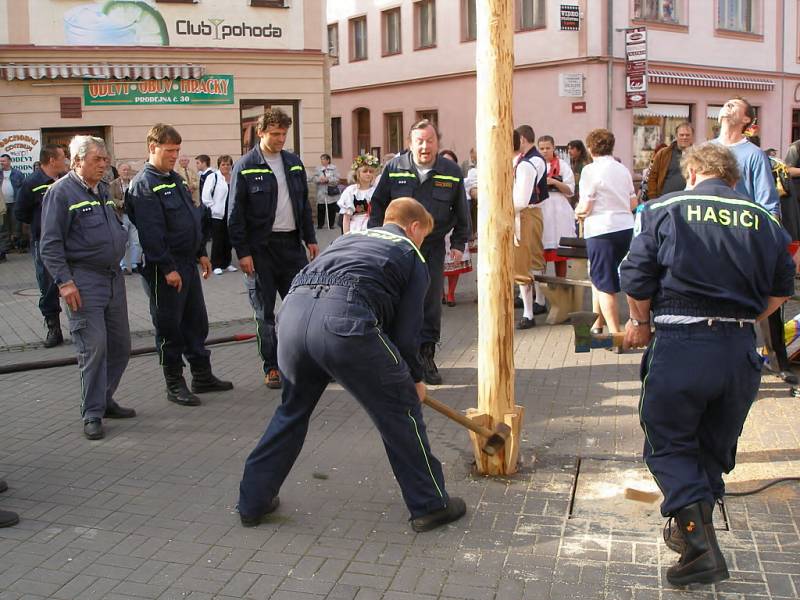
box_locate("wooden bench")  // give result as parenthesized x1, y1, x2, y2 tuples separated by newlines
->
(537, 237, 591, 325)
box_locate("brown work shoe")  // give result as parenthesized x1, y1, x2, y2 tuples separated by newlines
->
(265, 369, 282, 389)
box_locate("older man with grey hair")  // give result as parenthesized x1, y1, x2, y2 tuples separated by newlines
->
(40, 135, 136, 440)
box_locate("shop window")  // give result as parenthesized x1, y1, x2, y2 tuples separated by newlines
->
(633, 0, 686, 25)
(382, 8, 402, 56)
(792, 109, 800, 146)
(385, 113, 404, 155)
(328, 23, 339, 65)
(716, 0, 761, 34)
(517, 0, 545, 31)
(331, 117, 342, 159)
(705, 104, 760, 140)
(463, 0, 477, 41)
(415, 0, 436, 49)
(632, 103, 691, 173)
(415, 110, 439, 129)
(240, 100, 300, 156)
(350, 16, 368, 62)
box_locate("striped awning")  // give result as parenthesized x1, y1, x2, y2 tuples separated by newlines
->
(648, 69, 774, 91)
(0, 63, 205, 81)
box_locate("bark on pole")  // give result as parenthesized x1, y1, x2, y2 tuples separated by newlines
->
(466, 0, 524, 475)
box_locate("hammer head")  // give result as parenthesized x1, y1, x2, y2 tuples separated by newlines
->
(482, 422, 512, 455)
(569, 311, 598, 353)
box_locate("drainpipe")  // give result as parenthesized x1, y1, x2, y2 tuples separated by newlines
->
(779, 0, 786, 152)
(606, 0, 614, 129)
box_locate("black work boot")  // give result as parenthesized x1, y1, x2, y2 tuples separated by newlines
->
(666, 502, 729, 586)
(663, 516, 686, 554)
(163, 366, 202, 406)
(420, 342, 443, 385)
(43, 315, 64, 348)
(190, 363, 234, 394)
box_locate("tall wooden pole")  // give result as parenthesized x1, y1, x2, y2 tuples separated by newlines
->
(466, 0, 524, 475)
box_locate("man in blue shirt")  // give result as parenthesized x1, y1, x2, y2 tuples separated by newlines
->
(238, 198, 466, 533)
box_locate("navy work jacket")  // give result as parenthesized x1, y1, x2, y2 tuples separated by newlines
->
(227, 145, 316, 259)
(620, 178, 795, 320)
(292, 224, 429, 382)
(126, 163, 207, 275)
(368, 152, 471, 249)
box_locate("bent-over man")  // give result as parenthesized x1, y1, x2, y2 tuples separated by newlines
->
(238, 198, 466, 533)
(620, 143, 795, 587)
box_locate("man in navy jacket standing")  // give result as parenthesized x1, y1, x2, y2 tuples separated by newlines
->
(228, 108, 318, 390)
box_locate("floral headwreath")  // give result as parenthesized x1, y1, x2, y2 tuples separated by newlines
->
(351, 153, 380, 171)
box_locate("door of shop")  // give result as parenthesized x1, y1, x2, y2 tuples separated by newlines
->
(42, 126, 109, 155)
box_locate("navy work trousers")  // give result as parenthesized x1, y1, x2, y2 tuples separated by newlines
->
(142, 259, 210, 369)
(251, 233, 308, 373)
(32, 241, 60, 318)
(65, 266, 130, 421)
(639, 322, 761, 516)
(420, 237, 446, 345)
(238, 285, 449, 519)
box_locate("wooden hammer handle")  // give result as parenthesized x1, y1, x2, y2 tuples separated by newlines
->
(423, 395, 494, 439)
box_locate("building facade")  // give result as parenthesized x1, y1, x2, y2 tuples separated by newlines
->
(328, 0, 800, 176)
(0, 0, 329, 175)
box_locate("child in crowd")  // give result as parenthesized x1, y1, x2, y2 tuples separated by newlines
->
(337, 154, 380, 234)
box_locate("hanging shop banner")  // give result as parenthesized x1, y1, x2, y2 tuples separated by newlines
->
(84, 74, 234, 106)
(0, 130, 41, 176)
(625, 27, 647, 109)
(560, 5, 580, 31)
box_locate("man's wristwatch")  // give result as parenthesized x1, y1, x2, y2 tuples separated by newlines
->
(630, 318, 650, 327)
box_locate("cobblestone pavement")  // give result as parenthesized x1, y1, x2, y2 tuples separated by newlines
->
(1, 234, 799, 599)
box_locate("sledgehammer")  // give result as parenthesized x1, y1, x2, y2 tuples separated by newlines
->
(423, 395, 511, 455)
(569, 311, 626, 353)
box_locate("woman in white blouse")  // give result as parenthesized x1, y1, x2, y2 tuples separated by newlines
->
(575, 129, 637, 338)
(201, 155, 237, 275)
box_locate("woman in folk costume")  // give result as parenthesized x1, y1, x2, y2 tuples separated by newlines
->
(537, 136, 576, 278)
(439, 150, 473, 307)
(337, 153, 380, 233)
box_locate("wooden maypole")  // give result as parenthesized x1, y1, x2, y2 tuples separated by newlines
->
(465, 0, 524, 475)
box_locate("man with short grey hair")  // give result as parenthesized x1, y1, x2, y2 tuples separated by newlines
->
(646, 122, 694, 199)
(40, 135, 136, 440)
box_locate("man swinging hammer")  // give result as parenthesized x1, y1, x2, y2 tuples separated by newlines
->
(238, 197, 467, 533)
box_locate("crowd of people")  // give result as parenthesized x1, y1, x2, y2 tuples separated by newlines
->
(1, 97, 800, 587)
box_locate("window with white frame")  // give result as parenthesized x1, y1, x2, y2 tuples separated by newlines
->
(518, 0, 545, 30)
(327, 24, 339, 65)
(383, 8, 402, 55)
(463, 0, 477, 41)
(633, 0, 684, 24)
(717, 0, 760, 34)
(415, 0, 436, 49)
(350, 16, 367, 61)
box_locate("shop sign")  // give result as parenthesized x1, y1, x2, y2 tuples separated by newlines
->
(571, 102, 586, 113)
(560, 5, 580, 31)
(84, 75, 234, 106)
(0, 130, 40, 176)
(625, 27, 648, 109)
(559, 73, 584, 97)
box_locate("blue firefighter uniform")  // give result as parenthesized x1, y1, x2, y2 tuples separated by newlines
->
(368, 152, 470, 383)
(620, 178, 795, 517)
(228, 145, 317, 379)
(126, 163, 215, 377)
(39, 171, 130, 423)
(239, 224, 455, 524)
(15, 169, 61, 322)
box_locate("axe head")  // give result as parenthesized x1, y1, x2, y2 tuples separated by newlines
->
(482, 422, 512, 455)
(569, 311, 598, 353)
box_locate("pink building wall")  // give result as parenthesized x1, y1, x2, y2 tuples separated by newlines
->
(329, 1, 800, 174)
